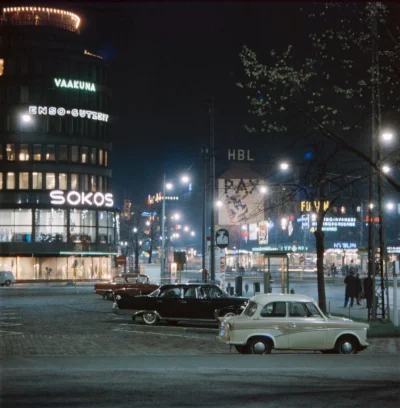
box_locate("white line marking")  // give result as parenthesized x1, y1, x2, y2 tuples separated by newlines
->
(111, 328, 212, 340)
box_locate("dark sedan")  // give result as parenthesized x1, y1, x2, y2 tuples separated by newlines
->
(113, 283, 248, 325)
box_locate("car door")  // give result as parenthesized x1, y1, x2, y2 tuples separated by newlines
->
(156, 287, 183, 318)
(287, 302, 327, 350)
(179, 286, 202, 318)
(258, 301, 289, 349)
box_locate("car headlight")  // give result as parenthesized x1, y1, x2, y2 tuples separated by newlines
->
(115, 295, 121, 300)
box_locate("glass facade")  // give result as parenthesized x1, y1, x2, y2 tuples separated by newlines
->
(0, 209, 32, 242)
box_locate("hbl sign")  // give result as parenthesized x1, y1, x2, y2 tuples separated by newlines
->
(228, 149, 254, 161)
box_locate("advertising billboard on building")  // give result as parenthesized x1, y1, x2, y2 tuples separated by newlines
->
(258, 221, 269, 245)
(218, 178, 265, 225)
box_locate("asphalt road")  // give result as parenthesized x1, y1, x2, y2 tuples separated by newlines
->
(2, 355, 400, 407)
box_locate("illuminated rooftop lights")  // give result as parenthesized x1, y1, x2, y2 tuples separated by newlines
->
(280, 162, 289, 171)
(3, 6, 81, 29)
(216, 200, 223, 207)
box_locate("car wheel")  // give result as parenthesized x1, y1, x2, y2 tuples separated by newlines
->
(222, 311, 237, 318)
(234, 345, 248, 354)
(335, 336, 358, 354)
(5, 280, 11, 287)
(142, 312, 158, 326)
(248, 337, 272, 355)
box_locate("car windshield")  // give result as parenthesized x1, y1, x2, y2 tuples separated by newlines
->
(305, 302, 323, 317)
(148, 288, 160, 297)
(243, 301, 258, 317)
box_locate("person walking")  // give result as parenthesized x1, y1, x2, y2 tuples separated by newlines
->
(363, 275, 373, 318)
(344, 271, 357, 307)
(355, 273, 363, 305)
(331, 263, 337, 278)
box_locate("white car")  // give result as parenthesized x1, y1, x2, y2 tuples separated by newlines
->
(217, 293, 369, 355)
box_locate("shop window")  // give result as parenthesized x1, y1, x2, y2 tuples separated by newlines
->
(6, 172, 15, 189)
(19, 172, 29, 189)
(81, 146, 88, 164)
(105, 151, 108, 167)
(19, 144, 29, 161)
(46, 144, 55, 161)
(99, 149, 104, 165)
(71, 174, 79, 190)
(59, 173, 67, 190)
(0, 209, 32, 243)
(0, 59, 4, 76)
(82, 174, 89, 191)
(91, 175, 97, 192)
(32, 172, 42, 189)
(90, 148, 97, 165)
(33, 144, 42, 161)
(46, 173, 56, 190)
(0, 173, 3, 190)
(69, 209, 96, 244)
(6, 144, 15, 161)
(35, 209, 67, 243)
(71, 146, 79, 162)
(59, 145, 68, 161)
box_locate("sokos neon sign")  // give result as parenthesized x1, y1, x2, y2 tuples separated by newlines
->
(50, 190, 114, 207)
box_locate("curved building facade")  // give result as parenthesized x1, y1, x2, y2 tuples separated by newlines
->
(0, 6, 119, 280)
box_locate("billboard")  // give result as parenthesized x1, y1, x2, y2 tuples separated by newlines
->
(218, 178, 265, 225)
(258, 221, 269, 245)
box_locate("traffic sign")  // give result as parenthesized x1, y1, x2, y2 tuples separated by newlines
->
(216, 228, 229, 249)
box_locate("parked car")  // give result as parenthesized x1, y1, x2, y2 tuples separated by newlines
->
(113, 283, 248, 325)
(217, 293, 369, 355)
(0, 271, 16, 286)
(94, 273, 158, 300)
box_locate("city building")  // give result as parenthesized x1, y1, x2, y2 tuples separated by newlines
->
(0, 6, 119, 280)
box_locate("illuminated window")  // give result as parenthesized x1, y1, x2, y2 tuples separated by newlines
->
(6, 172, 15, 189)
(91, 175, 97, 192)
(0, 173, 3, 189)
(82, 174, 89, 191)
(81, 146, 88, 164)
(32, 172, 42, 190)
(99, 149, 104, 165)
(46, 145, 55, 161)
(59, 145, 68, 161)
(46, 173, 56, 190)
(19, 144, 29, 161)
(19, 172, 29, 189)
(105, 151, 108, 167)
(33, 144, 42, 161)
(71, 146, 78, 162)
(90, 148, 97, 164)
(0, 59, 4, 76)
(71, 174, 79, 190)
(6, 144, 15, 161)
(98, 176, 103, 192)
(58, 173, 67, 190)
(0, 144, 2, 160)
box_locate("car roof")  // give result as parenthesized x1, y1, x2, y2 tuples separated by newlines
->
(160, 283, 218, 288)
(251, 293, 315, 304)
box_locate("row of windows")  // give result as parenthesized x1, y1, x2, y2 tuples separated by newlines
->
(0, 144, 109, 166)
(3, 114, 108, 140)
(0, 172, 109, 192)
(0, 56, 106, 84)
(0, 208, 117, 244)
(1, 86, 108, 111)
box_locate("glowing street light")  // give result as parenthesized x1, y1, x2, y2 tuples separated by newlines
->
(386, 202, 395, 211)
(381, 132, 394, 142)
(259, 186, 268, 194)
(280, 162, 289, 171)
(216, 200, 223, 207)
(133, 227, 138, 233)
(21, 114, 32, 123)
(382, 165, 391, 174)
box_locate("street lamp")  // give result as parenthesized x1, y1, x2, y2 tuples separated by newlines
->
(160, 173, 190, 282)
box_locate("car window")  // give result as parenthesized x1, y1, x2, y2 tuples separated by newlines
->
(204, 286, 224, 299)
(137, 276, 148, 284)
(184, 287, 197, 298)
(305, 302, 323, 318)
(125, 277, 136, 283)
(161, 288, 182, 298)
(289, 302, 308, 317)
(243, 301, 258, 317)
(148, 289, 160, 297)
(260, 302, 286, 318)
(113, 277, 124, 283)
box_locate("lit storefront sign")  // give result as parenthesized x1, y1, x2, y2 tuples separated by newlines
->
(54, 78, 96, 92)
(28, 106, 109, 122)
(300, 200, 330, 212)
(147, 193, 179, 204)
(333, 242, 357, 249)
(258, 221, 269, 245)
(388, 247, 400, 254)
(50, 190, 114, 207)
(311, 217, 356, 232)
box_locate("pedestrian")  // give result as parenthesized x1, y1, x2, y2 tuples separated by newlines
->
(363, 275, 373, 316)
(355, 273, 362, 305)
(331, 263, 337, 278)
(344, 271, 358, 307)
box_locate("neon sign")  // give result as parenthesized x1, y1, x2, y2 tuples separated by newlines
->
(148, 192, 179, 204)
(54, 78, 96, 92)
(50, 190, 114, 207)
(28, 106, 109, 122)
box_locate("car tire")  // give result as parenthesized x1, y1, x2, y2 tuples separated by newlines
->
(335, 336, 358, 354)
(234, 345, 249, 354)
(247, 337, 272, 355)
(221, 311, 237, 318)
(142, 312, 158, 326)
(5, 280, 11, 287)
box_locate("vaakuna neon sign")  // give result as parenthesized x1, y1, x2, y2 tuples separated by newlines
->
(50, 190, 114, 207)
(54, 78, 96, 92)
